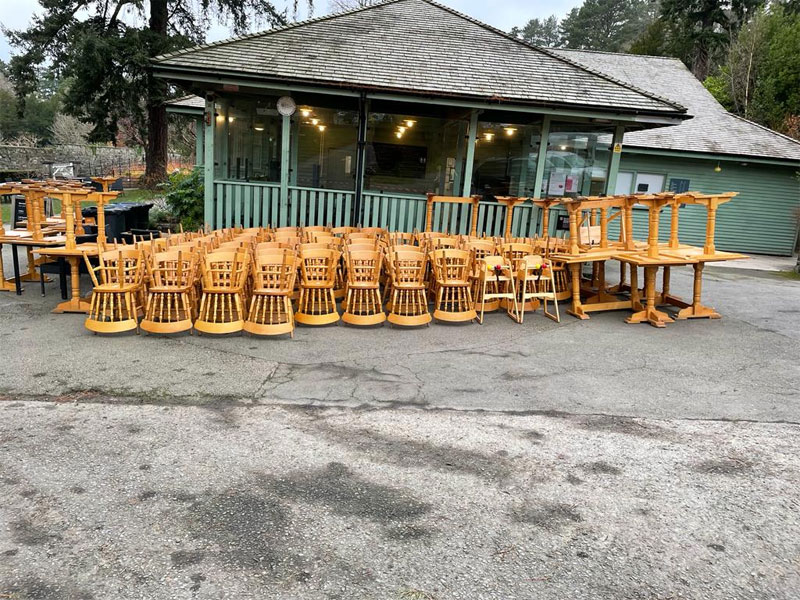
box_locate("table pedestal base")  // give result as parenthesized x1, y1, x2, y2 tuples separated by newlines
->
(52, 296, 93, 314)
(676, 304, 720, 320)
(625, 307, 674, 328)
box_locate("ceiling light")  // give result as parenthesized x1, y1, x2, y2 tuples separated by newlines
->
(254, 126, 264, 131)
(559, 144, 567, 151)
(483, 132, 494, 142)
(318, 125, 326, 132)
(228, 116, 234, 123)
(301, 109, 311, 117)
(396, 131, 403, 138)
(714, 162, 722, 173)
(405, 120, 416, 127)
(504, 127, 517, 136)
(311, 118, 319, 126)
(398, 126, 407, 133)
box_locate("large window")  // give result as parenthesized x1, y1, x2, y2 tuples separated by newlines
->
(364, 103, 469, 196)
(471, 115, 542, 198)
(292, 100, 359, 191)
(542, 123, 614, 197)
(214, 95, 283, 182)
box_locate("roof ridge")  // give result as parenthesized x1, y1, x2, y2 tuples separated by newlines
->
(553, 48, 685, 62)
(153, 0, 405, 62)
(727, 113, 800, 148)
(415, 0, 686, 113)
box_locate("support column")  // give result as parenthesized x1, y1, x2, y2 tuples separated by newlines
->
(203, 97, 215, 230)
(461, 109, 479, 197)
(352, 93, 368, 226)
(195, 119, 204, 167)
(532, 116, 551, 199)
(279, 113, 291, 227)
(605, 124, 625, 195)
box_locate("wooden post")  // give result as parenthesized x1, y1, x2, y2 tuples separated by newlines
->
(599, 207, 608, 249)
(704, 204, 717, 255)
(532, 116, 550, 199)
(470, 197, 479, 237)
(567, 204, 580, 255)
(279, 113, 291, 227)
(425, 193, 435, 232)
(647, 202, 660, 259)
(669, 199, 680, 249)
(461, 109, 479, 197)
(203, 97, 215, 229)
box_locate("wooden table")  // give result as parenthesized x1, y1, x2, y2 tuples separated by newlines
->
(91, 176, 119, 193)
(0, 231, 68, 295)
(35, 243, 100, 313)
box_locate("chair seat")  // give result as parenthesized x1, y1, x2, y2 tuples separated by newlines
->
(94, 283, 140, 293)
(148, 285, 193, 293)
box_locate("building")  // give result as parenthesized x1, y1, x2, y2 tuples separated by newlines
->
(157, 0, 800, 255)
(155, 0, 690, 238)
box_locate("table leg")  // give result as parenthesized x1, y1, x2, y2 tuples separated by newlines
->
(626, 266, 674, 328)
(11, 244, 22, 295)
(0, 244, 17, 292)
(584, 261, 619, 304)
(52, 256, 92, 313)
(566, 262, 589, 320)
(677, 263, 720, 319)
(629, 265, 643, 311)
(59, 258, 68, 300)
(608, 261, 627, 294)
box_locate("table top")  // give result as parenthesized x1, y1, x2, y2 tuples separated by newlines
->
(0, 231, 68, 246)
(36, 243, 100, 257)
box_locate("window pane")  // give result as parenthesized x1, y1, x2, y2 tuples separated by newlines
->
(472, 120, 542, 198)
(615, 171, 634, 195)
(294, 102, 359, 191)
(542, 123, 614, 197)
(634, 173, 665, 194)
(215, 96, 283, 182)
(365, 107, 468, 196)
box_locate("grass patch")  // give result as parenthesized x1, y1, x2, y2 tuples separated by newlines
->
(775, 269, 800, 280)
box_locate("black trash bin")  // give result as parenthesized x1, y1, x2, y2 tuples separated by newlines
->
(83, 205, 127, 241)
(114, 202, 153, 230)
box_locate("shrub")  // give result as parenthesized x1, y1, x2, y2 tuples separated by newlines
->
(161, 168, 204, 231)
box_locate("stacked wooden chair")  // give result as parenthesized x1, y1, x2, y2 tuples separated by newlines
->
(429, 248, 476, 323)
(342, 249, 385, 326)
(140, 249, 199, 334)
(474, 255, 518, 324)
(195, 250, 250, 334)
(295, 248, 341, 325)
(386, 248, 431, 327)
(244, 247, 297, 337)
(83, 248, 145, 334)
(512, 254, 560, 323)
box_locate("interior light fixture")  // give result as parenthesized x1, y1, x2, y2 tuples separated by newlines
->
(483, 132, 495, 141)
(311, 118, 319, 126)
(405, 120, 416, 127)
(301, 109, 311, 117)
(215, 114, 224, 123)
(504, 127, 517, 136)
(396, 131, 403, 138)
(318, 124, 326, 132)
(398, 126, 407, 133)
(228, 116, 234, 123)
(254, 126, 264, 131)
(559, 144, 568, 151)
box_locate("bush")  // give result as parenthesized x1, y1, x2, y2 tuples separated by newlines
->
(161, 168, 204, 231)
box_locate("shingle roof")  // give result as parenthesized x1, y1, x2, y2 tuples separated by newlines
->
(166, 94, 205, 110)
(153, 0, 685, 117)
(551, 48, 800, 163)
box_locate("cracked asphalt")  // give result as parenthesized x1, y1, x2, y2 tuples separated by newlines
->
(1, 253, 799, 599)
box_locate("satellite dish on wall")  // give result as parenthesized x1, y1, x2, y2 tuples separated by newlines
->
(277, 96, 297, 116)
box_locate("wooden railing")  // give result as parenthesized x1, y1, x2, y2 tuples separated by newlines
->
(212, 180, 543, 236)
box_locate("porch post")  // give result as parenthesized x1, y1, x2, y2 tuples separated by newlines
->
(532, 116, 551, 199)
(605, 124, 625, 195)
(461, 109, 479, 197)
(279, 113, 291, 226)
(353, 92, 368, 226)
(203, 97, 215, 229)
(195, 119, 204, 167)
(452, 120, 467, 195)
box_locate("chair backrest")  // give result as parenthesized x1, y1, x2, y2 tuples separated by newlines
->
(331, 226, 356, 237)
(252, 248, 297, 293)
(346, 242, 379, 253)
(518, 254, 546, 279)
(200, 251, 249, 291)
(273, 226, 300, 238)
(255, 241, 292, 253)
(387, 231, 415, 245)
(501, 243, 535, 269)
(360, 227, 386, 236)
(95, 248, 145, 288)
(149, 249, 198, 289)
(430, 248, 471, 284)
(465, 239, 496, 274)
(298, 248, 340, 286)
(345, 250, 382, 286)
(390, 249, 427, 288)
(299, 242, 335, 252)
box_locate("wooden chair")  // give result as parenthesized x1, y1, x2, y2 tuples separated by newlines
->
(342, 249, 385, 326)
(83, 248, 145, 334)
(512, 254, 560, 323)
(429, 249, 477, 323)
(141, 249, 199, 334)
(475, 256, 518, 324)
(194, 251, 250, 334)
(387, 249, 431, 327)
(295, 248, 341, 325)
(465, 239, 498, 313)
(501, 242, 538, 311)
(244, 248, 297, 337)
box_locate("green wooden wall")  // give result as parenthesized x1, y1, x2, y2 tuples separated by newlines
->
(593, 153, 799, 256)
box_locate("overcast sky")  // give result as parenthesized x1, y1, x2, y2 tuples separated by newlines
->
(0, 0, 581, 62)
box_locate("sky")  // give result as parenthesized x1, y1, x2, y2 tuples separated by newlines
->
(0, 0, 582, 62)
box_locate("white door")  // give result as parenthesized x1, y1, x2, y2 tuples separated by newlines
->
(634, 173, 665, 194)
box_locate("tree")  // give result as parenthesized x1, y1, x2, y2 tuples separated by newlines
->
(328, 0, 379, 11)
(50, 113, 94, 145)
(659, 0, 765, 80)
(510, 16, 562, 47)
(559, 0, 656, 52)
(5, 0, 300, 186)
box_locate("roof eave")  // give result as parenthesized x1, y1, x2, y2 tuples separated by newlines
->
(623, 145, 800, 168)
(153, 63, 689, 123)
